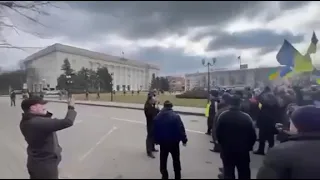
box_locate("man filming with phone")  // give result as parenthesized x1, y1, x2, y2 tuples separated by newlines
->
(20, 96, 77, 179)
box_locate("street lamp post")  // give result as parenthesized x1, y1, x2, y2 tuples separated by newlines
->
(111, 73, 114, 102)
(66, 74, 73, 99)
(202, 58, 217, 101)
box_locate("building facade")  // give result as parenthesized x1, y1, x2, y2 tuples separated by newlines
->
(185, 66, 285, 91)
(23, 43, 160, 91)
(167, 76, 185, 92)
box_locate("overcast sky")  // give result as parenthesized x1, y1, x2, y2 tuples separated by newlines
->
(1, 1, 320, 75)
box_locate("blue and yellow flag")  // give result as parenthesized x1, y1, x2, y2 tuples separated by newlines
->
(276, 40, 313, 73)
(307, 31, 318, 54)
(279, 66, 293, 78)
(268, 69, 279, 80)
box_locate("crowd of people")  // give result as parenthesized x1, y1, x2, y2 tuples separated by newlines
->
(204, 86, 320, 179)
(16, 85, 320, 179)
(143, 86, 320, 179)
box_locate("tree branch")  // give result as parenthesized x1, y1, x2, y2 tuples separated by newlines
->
(0, 1, 61, 51)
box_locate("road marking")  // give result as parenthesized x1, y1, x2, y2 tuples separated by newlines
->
(78, 126, 118, 162)
(111, 117, 205, 135)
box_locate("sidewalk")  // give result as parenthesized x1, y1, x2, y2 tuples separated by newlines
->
(45, 98, 205, 116)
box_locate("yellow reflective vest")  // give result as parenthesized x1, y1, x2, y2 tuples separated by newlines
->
(205, 102, 211, 117)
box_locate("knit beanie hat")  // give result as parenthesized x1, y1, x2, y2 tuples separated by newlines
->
(221, 93, 231, 104)
(291, 105, 320, 133)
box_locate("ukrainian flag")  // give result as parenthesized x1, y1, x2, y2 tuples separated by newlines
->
(276, 40, 313, 73)
(306, 31, 318, 54)
(279, 66, 293, 78)
(268, 69, 279, 80)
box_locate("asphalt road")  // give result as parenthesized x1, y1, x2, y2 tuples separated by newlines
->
(0, 97, 264, 179)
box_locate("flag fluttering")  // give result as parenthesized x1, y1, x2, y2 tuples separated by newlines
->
(276, 40, 296, 67)
(276, 39, 313, 73)
(268, 69, 280, 80)
(294, 53, 314, 73)
(270, 32, 318, 81)
(279, 66, 293, 78)
(306, 31, 318, 54)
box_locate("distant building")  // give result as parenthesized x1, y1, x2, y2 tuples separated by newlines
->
(184, 66, 285, 91)
(22, 43, 160, 92)
(167, 76, 185, 91)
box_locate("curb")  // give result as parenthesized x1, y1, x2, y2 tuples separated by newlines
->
(46, 100, 205, 117)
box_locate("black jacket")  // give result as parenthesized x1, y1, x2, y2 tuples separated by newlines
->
(257, 104, 280, 134)
(10, 92, 16, 99)
(257, 132, 320, 179)
(212, 103, 230, 141)
(20, 106, 77, 168)
(208, 98, 220, 120)
(216, 107, 256, 152)
(153, 108, 188, 144)
(144, 102, 159, 125)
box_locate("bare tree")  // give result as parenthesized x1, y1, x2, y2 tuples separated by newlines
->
(0, 1, 60, 50)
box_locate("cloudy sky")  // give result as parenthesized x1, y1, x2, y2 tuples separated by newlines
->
(1, 1, 320, 75)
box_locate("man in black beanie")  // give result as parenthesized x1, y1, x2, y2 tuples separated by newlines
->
(20, 96, 77, 179)
(216, 95, 256, 179)
(153, 100, 188, 179)
(257, 105, 320, 179)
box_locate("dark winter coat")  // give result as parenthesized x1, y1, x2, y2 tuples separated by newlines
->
(20, 107, 77, 170)
(257, 132, 320, 179)
(216, 107, 257, 153)
(153, 108, 188, 144)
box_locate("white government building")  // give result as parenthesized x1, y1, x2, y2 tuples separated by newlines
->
(185, 66, 287, 91)
(23, 43, 160, 92)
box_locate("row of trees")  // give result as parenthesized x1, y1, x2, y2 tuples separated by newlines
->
(0, 58, 170, 94)
(150, 73, 170, 91)
(57, 58, 171, 93)
(0, 70, 26, 94)
(57, 59, 113, 93)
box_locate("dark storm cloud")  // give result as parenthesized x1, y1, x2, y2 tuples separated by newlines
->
(3, 1, 313, 73)
(279, 1, 311, 11)
(206, 29, 304, 51)
(38, 1, 266, 42)
(14, 1, 309, 44)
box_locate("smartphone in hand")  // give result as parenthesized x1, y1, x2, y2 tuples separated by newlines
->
(68, 97, 75, 107)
